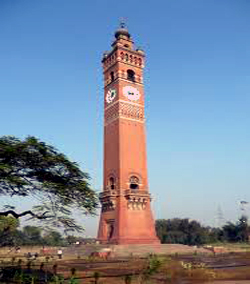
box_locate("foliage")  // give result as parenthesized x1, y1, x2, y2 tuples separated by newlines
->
(139, 255, 162, 283)
(0, 216, 19, 232)
(0, 136, 98, 232)
(147, 254, 162, 274)
(124, 274, 133, 284)
(0, 221, 89, 246)
(156, 216, 250, 245)
(222, 216, 249, 242)
(156, 218, 211, 245)
(0, 216, 20, 246)
(65, 235, 81, 245)
(43, 230, 64, 246)
(93, 271, 100, 284)
(69, 268, 79, 284)
(22, 225, 43, 245)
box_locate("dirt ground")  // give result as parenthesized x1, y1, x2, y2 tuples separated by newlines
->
(60, 253, 250, 283)
(2, 252, 250, 283)
(205, 282, 250, 284)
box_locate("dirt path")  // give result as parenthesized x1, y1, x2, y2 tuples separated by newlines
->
(203, 280, 250, 284)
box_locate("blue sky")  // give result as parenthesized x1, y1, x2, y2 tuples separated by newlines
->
(0, 0, 250, 236)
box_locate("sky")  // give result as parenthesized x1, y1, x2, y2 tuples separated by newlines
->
(0, 0, 250, 237)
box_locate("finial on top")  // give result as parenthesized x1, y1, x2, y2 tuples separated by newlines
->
(115, 18, 131, 39)
(119, 17, 126, 29)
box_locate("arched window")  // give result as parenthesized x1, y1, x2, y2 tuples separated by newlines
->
(121, 52, 124, 60)
(127, 69, 135, 82)
(134, 57, 137, 64)
(110, 71, 114, 82)
(125, 54, 128, 61)
(129, 176, 139, 190)
(130, 55, 133, 63)
(138, 58, 142, 66)
(109, 177, 115, 190)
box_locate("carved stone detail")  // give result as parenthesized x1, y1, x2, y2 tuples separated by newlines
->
(119, 102, 144, 121)
(105, 103, 119, 125)
(99, 190, 117, 212)
(124, 189, 151, 210)
(105, 101, 144, 125)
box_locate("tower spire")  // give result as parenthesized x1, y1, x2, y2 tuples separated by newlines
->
(119, 17, 126, 29)
(114, 18, 131, 40)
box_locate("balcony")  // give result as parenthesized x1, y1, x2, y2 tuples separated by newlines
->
(99, 189, 116, 199)
(124, 189, 149, 197)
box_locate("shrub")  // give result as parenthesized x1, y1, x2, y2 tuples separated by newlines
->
(124, 274, 133, 284)
(93, 271, 100, 284)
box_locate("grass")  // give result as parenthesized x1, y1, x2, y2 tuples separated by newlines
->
(1, 252, 250, 283)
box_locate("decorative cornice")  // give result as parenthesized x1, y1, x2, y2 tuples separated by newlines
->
(105, 99, 143, 111)
(104, 77, 143, 88)
(104, 100, 145, 126)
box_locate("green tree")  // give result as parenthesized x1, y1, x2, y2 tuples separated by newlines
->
(156, 218, 212, 245)
(11, 229, 27, 246)
(22, 225, 43, 245)
(207, 227, 225, 243)
(0, 136, 98, 232)
(65, 235, 80, 245)
(237, 216, 249, 242)
(0, 216, 19, 246)
(222, 216, 249, 242)
(0, 216, 19, 232)
(43, 230, 63, 246)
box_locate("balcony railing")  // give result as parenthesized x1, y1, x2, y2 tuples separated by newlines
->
(124, 189, 149, 197)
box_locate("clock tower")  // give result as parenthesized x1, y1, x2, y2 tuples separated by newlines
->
(97, 24, 159, 244)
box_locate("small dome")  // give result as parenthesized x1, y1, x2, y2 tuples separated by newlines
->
(115, 23, 131, 39)
(103, 51, 109, 58)
(136, 47, 144, 54)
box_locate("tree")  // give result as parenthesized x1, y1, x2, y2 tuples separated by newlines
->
(0, 136, 98, 233)
(0, 216, 19, 246)
(222, 216, 249, 242)
(22, 225, 43, 245)
(65, 235, 80, 245)
(237, 216, 249, 242)
(0, 216, 19, 232)
(43, 230, 64, 246)
(222, 222, 238, 242)
(155, 218, 212, 245)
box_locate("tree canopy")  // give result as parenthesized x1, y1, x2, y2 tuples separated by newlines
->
(156, 218, 211, 245)
(0, 216, 20, 246)
(0, 136, 98, 233)
(0, 221, 86, 247)
(222, 216, 249, 242)
(156, 216, 250, 245)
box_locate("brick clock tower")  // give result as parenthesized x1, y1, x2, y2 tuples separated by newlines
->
(97, 24, 159, 245)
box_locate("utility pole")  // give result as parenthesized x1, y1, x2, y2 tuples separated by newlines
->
(240, 201, 249, 221)
(216, 205, 224, 228)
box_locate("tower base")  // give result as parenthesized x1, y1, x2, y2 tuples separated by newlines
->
(98, 237, 160, 245)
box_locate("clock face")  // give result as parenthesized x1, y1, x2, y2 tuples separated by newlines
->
(106, 89, 117, 104)
(123, 86, 140, 101)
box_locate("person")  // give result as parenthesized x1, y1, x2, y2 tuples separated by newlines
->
(57, 249, 63, 259)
